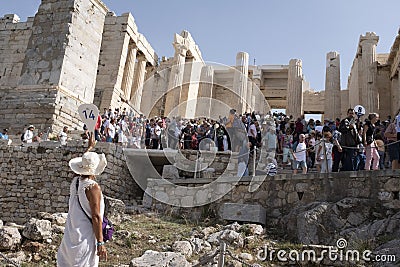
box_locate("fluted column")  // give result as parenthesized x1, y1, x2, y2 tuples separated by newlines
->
(324, 51, 341, 120)
(130, 54, 147, 111)
(391, 77, 399, 116)
(195, 65, 214, 118)
(360, 32, 379, 113)
(121, 44, 137, 101)
(287, 59, 303, 119)
(233, 52, 249, 114)
(164, 44, 187, 117)
(246, 80, 254, 112)
(178, 57, 194, 117)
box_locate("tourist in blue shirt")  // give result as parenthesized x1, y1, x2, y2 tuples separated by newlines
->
(0, 128, 9, 140)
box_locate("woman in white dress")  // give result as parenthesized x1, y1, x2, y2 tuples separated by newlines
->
(57, 135, 108, 266)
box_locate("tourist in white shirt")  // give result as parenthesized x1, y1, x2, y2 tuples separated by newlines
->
(58, 126, 68, 145)
(23, 125, 35, 143)
(292, 134, 307, 174)
(106, 119, 115, 143)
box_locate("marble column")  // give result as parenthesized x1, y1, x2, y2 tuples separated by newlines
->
(250, 67, 262, 112)
(233, 52, 249, 114)
(195, 65, 214, 118)
(246, 80, 254, 112)
(130, 54, 147, 111)
(324, 51, 341, 120)
(360, 32, 379, 114)
(121, 44, 137, 102)
(392, 76, 399, 116)
(178, 57, 194, 117)
(287, 59, 303, 119)
(164, 43, 187, 117)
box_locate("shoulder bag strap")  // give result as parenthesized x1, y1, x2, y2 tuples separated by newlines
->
(76, 178, 93, 224)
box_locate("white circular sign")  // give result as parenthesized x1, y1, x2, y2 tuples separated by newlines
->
(78, 104, 99, 132)
(353, 105, 366, 116)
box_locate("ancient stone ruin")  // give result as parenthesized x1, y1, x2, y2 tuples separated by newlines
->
(2, 0, 400, 135)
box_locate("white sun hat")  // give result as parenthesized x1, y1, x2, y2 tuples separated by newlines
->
(69, 152, 107, 176)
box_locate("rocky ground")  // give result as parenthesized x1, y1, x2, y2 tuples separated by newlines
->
(1, 197, 399, 267)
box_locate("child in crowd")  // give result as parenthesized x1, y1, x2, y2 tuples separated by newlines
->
(292, 134, 307, 174)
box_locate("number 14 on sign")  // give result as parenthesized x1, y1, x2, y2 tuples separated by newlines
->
(78, 104, 99, 132)
(82, 109, 96, 120)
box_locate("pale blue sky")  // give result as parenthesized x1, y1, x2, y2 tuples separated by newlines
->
(1, 0, 400, 92)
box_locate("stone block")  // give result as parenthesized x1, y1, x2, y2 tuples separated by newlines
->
(201, 168, 215, 179)
(220, 203, 266, 225)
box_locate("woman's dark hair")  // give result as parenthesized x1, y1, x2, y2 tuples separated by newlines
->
(368, 113, 378, 120)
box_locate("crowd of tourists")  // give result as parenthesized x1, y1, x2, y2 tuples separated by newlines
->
(271, 109, 400, 173)
(1, 106, 399, 174)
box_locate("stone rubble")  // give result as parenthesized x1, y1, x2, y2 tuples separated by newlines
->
(0, 196, 399, 266)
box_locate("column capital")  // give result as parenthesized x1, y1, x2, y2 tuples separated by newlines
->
(360, 32, 379, 45)
(136, 53, 147, 62)
(173, 43, 188, 57)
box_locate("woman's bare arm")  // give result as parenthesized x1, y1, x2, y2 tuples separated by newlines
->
(86, 183, 107, 261)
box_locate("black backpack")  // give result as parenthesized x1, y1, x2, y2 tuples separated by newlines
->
(21, 132, 25, 142)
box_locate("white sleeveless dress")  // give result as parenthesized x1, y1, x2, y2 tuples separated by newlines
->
(57, 177, 105, 267)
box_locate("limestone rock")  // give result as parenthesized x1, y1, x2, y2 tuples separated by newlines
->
(242, 224, 264, 235)
(224, 222, 241, 232)
(104, 195, 126, 225)
(172, 240, 192, 258)
(0, 226, 21, 250)
(162, 165, 179, 179)
(201, 226, 217, 238)
(296, 202, 329, 244)
(1, 251, 26, 265)
(341, 211, 400, 241)
(191, 237, 212, 255)
(129, 250, 191, 267)
(22, 218, 52, 241)
(282, 198, 374, 245)
(52, 213, 68, 226)
(5, 222, 24, 230)
(207, 230, 244, 248)
(52, 225, 65, 235)
(38, 212, 67, 226)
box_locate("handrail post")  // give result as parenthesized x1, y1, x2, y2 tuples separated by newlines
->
(218, 242, 226, 267)
(252, 148, 256, 177)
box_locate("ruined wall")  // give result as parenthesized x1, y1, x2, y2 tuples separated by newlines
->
(147, 170, 400, 225)
(0, 141, 142, 224)
(0, 0, 108, 133)
(0, 15, 33, 88)
(94, 13, 131, 111)
(19, 0, 107, 100)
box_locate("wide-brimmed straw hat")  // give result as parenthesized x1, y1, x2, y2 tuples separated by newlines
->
(69, 152, 107, 176)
